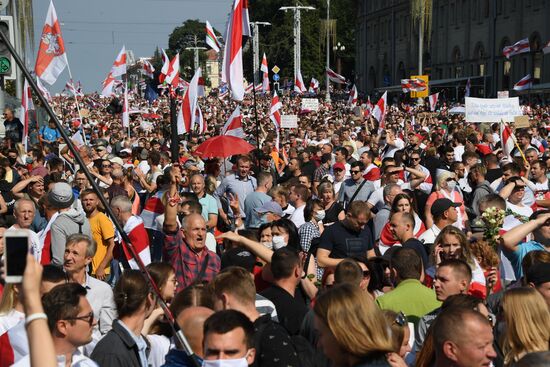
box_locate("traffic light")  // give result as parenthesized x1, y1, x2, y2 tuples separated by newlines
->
(0, 16, 15, 80)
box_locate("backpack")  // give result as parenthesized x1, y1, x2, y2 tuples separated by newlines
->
(254, 315, 316, 367)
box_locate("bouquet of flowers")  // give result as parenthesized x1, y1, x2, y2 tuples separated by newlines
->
(481, 207, 506, 249)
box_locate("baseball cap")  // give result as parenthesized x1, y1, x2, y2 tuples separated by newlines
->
(220, 247, 258, 272)
(333, 162, 345, 171)
(255, 201, 283, 217)
(431, 198, 461, 217)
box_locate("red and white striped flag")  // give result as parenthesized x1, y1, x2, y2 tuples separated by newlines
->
(36, 78, 52, 102)
(122, 216, 151, 270)
(254, 84, 263, 92)
(309, 78, 319, 94)
(177, 67, 201, 134)
(142, 60, 155, 78)
(503, 38, 530, 59)
(513, 74, 533, 91)
(500, 120, 516, 162)
(401, 78, 427, 92)
(543, 40, 550, 54)
(35, 1, 68, 85)
(372, 91, 387, 127)
(196, 104, 206, 133)
(221, 0, 251, 101)
(245, 83, 253, 94)
(261, 53, 270, 93)
(164, 53, 180, 87)
(270, 91, 282, 151)
(20, 79, 34, 151)
(348, 85, 358, 106)
(294, 70, 307, 94)
(326, 68, 346, 84)
(159, 48, 170, 83)
(101, 72, 115, 97)
(122, 83, 129, 128)
(206, 20, 221, 53)
(110, 46, 127, 77)
(221, 106, 244, 138)
(429, 92, 439, 112)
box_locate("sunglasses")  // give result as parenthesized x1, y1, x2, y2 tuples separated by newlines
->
(65, 311, 94, 326)
(411, 157, 421, 161)
(351, 170, 361, 174)
(394, 311, 407, 326)
(446, 178, 455, 182)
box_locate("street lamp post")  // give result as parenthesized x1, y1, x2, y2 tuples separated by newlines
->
(325, 0, 330, 102)
(250, 21, 271, 86)
(333, 42, 345, 90)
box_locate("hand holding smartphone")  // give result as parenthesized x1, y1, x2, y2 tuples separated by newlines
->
(3, 229, 30, 283)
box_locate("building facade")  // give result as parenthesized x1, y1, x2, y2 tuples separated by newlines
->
(355, 0, 550, 97)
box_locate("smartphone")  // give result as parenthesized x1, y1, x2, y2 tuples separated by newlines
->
(3, 230, 30, 283)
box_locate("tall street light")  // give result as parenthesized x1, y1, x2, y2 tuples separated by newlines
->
(250, 21, 271, 85)
(325, 0, 331, 102)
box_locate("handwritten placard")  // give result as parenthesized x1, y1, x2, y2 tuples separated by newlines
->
(465, 97, 522, 122)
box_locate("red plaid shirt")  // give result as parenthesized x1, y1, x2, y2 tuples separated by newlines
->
(164, 229, 220, 291)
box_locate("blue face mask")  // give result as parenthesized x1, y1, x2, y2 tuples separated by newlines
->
(260, 214, 269, 224)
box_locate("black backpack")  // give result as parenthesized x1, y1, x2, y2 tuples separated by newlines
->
(254, 315, 316, 367)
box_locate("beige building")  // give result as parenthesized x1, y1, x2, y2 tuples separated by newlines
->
(206, 49, 220, 89)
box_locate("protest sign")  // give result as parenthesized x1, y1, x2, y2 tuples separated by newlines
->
(465, 97, 522, 122)
(301, 98, 319, 112)
(280, 115, 298, 128)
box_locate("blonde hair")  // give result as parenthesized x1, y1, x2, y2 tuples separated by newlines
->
(432, 225, 475, 268)
(0, 284, 19, 315)
(314, 284, 394, 358)
(436, 171, 455, 190)
(501, 287, 550, 366)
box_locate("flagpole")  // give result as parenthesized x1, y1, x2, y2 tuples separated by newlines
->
(65, 64, 87, 145)
(0, 27, 201, 367)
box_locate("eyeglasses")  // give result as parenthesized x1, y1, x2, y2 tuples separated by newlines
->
(394, 311, 407, 326)
(351, 170, 361, 174)
(411, 157, 421, 161)
(65, 311, 94, 326)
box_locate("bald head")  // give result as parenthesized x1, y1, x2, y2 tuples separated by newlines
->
(176, 306, 214, 358)
(182, 213, 207, 251)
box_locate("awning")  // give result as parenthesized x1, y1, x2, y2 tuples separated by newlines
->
(374, 75, 487, 93)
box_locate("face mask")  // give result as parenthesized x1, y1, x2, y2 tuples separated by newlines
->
(447, 180, 457, 190)
(260, 214, 269, 224)
(25, 157, 33, 165)
(261, 241, 273, 250)
(8, 157, 16, 166)
(314, 210, 326, 222)
(202, 358, 249, 367)
(272, 235, 287, 250)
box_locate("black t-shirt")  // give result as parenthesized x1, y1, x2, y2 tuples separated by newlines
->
(318, 220, 374, 259)
(323, 201, 344, 225)
(486, 168, 503, 183)
(253, 314, 300, 367)
(260, 285, 308, 336)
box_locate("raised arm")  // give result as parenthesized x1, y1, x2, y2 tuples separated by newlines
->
(500, 212, 550, 252)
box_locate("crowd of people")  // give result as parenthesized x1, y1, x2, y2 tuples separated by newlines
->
(0, 87, 549, 367)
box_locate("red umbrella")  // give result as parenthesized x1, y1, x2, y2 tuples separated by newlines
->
(194, 135, 255, 159)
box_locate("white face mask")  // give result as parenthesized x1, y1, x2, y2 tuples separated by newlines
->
(314, 210, 326, 222)
(272, 235, 287, 250)
(202, 358, 249, 367)
(447, 180, 457, 191)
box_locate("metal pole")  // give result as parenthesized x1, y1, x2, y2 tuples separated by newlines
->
(418, 2, 424, 75)
(293, 9, 298, 82)
(325, 0, 331, 102)
(9, 0, 22, 100)
(0, 29, 201, 367)
(252, 23, 259, 85)
(297, 9, 301, 77)
(490, 0, 497, 97)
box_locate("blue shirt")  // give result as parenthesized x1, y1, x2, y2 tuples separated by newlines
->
(244, 191, 271, 228)
(40, 125, 61, 142)
(504, 240, 548, 278)
(214, 174, 257, 218)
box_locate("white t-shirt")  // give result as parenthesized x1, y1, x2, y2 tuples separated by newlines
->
(289, 204, 306, 228)
(506, 201, 533, 218)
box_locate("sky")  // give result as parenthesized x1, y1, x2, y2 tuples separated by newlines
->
(32, 0, 231, 93)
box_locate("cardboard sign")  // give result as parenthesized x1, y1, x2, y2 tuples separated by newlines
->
(514, 115, 530, 128)
(465, 97, 522, 122)
(280, 115, 298, 128)
(301, 98, 319, 112)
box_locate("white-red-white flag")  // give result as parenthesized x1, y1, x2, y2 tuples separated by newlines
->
(20, 79, 34, 151)
(222, 0, 250, 101)
(206, 20, 222, 53)
(513, 74, 533, 91)
(348, 85, 358, 106)
(221, 106, 244, 138)
(309, 78, 319, 94)
(326, 68, 346, 84)
(294, 70, 307, 94)
(270, 91, 282, 151)
(159, 49, 170, 83)
(36, 78, 52, 102)
(503, 38, 530, 59)
(500, 120, 516, 161)
(164, 54, 180, 87)
(261, 53, 270, 93)
(177, 67, 201, 135)
(110, 46, 127, 77)
(142, 60, 155, 79)
(372, 91, 387, 127)
(254, 83, 262, 92)
(122, 83, 129, 128)
(101, 72, 115, 97)
(429, 93, 439, 112)
(35, 1, 68, 85)
(401, 78, 427, 92)
(245, 83, 253, 94)
(196, 104, 206, 133)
